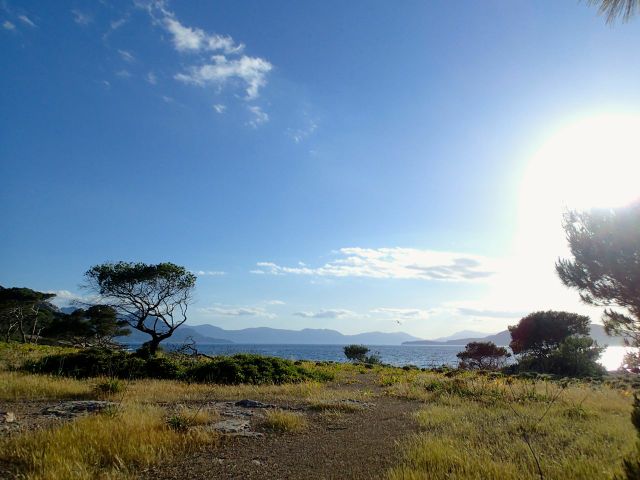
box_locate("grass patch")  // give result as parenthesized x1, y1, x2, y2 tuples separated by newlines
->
(387, 377, 634, 480)
(261, 409, 308, 432)
(0, 404, 218, 480)
(0, 371, 92, 401)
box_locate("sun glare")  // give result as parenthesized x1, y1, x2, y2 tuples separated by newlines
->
(521, 112, 640, 215)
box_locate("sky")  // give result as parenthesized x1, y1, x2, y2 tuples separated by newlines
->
(2, 0, 640, 339)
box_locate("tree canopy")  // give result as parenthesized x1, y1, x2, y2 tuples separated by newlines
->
(0, 286, 57, 343)
(84, 262, 197, 355)
(556, 203, 640, 348)
(588, 0, 639, 23)
(508, 310, 590, 357)
(456, 341, 510, 370)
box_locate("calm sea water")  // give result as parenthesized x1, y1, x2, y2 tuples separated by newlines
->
(156, 344, 630, 372)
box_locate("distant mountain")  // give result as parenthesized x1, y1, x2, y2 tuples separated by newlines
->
(432, 330, 491, 342)
(184, 324, 422, 345)
(117, 326, 233, 345)
(402, 324, 624, 346)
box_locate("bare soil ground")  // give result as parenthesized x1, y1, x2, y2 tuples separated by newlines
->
(140, 377, 420, 480)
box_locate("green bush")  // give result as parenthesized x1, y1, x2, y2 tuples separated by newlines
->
(511, 337, 605, 377)
(94, 378, 125, 395)
(25, 348, 146, 378)
(185, 354, 315, 385)
(343, 344, 369, 362)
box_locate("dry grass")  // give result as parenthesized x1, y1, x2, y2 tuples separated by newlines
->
(0, 404, 218, 480)
(0, 371, 93, 401)
(387, 375, 635, 480)
(261, 409, 308, 432)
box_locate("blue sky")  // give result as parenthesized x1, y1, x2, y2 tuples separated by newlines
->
(2, 0, 640, 338)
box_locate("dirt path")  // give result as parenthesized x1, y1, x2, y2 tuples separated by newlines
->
(140, 384, 420, 480)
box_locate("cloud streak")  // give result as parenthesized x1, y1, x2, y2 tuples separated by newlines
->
(253, 247, 495, 281)
(293, 309, 356, 319)
(199, 305, 276, 319)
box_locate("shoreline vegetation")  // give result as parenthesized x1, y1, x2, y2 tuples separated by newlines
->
(0, 341, 637, 479)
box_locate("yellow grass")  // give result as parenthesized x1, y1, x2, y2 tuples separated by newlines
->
(0, 371, 92, 400)
(261, 409, 308, 432)
(0, 404, 218, 480)
(387, 375, 635, 480)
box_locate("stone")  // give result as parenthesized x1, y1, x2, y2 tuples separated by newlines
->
(235, 399, 276, 409)
(41, 401, 116, 418)
(211, 418, 251, 434)
(0, 411, 16, 423)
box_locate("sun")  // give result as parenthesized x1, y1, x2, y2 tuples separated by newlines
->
(520, 112, 640, 217)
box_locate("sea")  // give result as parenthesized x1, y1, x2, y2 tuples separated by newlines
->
(150, 343, 631, 372)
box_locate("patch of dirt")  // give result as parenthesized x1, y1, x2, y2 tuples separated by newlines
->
(140, 376, 420, 480)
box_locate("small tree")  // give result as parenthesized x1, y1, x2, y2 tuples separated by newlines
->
(509, 310, 604, 375)
(457, 341, 510, 370)
(84, 262, 196, 356)
(556, 205, 640, 366)
(0, 286, 56, 343)
(344, 344, 369, 362)
(45, 305, 129, 347)
(509, 310, 590, 358)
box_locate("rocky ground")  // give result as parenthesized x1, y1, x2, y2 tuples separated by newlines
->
(0, 373, 421, 480)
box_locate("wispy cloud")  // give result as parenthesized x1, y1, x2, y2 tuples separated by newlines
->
(2, 20, 16, 31)
(193, 270, 226, 276)
(266, 300, 286, 305)
(213, 104, 226, 114)
(162, 17, 243, 55)
(175, 55, 272, 100)
(146, 72, 157, 84)
(199, 305, 276, 319)
(71, 9, 92, 26)
(47, 290, 100, 307)
(252, 248, 496, 281)
(293, 309, 356, 319)
(287, 117, 318, 143)
(247, 105, 269, 127)
(116, 69, 132, 78)
(118, 49, 135, 62)
(18, 15, 36, 27)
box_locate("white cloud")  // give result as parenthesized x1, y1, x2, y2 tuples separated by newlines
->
(193, 270, 226, 276)
(199, 305, 276, 319)
(293, 309, 356, 319)
(110, 16, 128, 31)
(146, 72, 157, 84)
(18, 15, 36, 27)
(266, 300, 286, 305)
(118, 49, 135, 62)
(2, 20, 15, 31)
(161, 95, 174, 103)
(370, 308, 432, 320)
(252, 247, 496, 281)
(287, 118, 318, 143)
(175, 55, 272, 100)
(163, 17, 243, 55)
(47, 290, 100, 307)
(116, 69, 132, 78)
(247, 105, 269, 127)
(213, 104, 226, 114)
(71, 10, 92, 26)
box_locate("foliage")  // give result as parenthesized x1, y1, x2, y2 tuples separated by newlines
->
(588, 0, 639, 23)
(343, 344, 369, 362)
(185, 353, 317, 384)
(44, 305, 129, 346)
(364, 353, 382, 365)
(515, 336, 606, 377)
(508, 310, 590, 357)
(457, 341, 511, 370)
(94, 378, 125, 395)
(84, 262, 197, 355)
(0, 286, 57, 343)
(557, 204, 640, 349)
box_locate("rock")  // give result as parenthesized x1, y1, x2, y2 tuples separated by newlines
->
(211, 418, 251, 434)
(235, 399, 276, 409)
(42, 401, 116, 418)
(0, 411, 16, 423)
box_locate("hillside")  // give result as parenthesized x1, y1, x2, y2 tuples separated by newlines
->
(402, 323, 625, 346)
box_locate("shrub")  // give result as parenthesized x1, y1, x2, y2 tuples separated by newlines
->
(25, 348, 147, 378)
(457, 341, 511, 370)
(364, 354, 382, 365)
(343, 344, 369, 362)
(94, 378, 124, 395)
(514, 337, 605, 377)
(184, 354, 316, 385)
